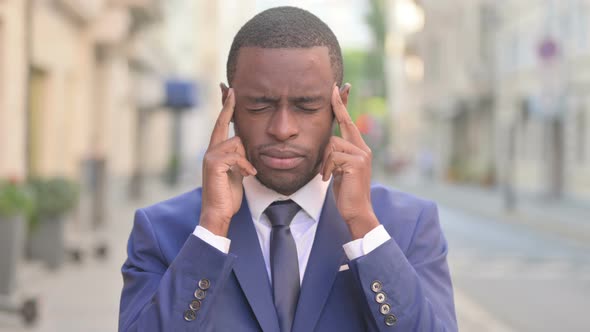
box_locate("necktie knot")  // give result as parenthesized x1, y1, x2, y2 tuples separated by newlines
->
(265, 200, 301, 227)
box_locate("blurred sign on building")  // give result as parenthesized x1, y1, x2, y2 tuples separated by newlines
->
(537, 36, 567, 120)
(165, 80, 198, 110)
(538, 37, 559, 61)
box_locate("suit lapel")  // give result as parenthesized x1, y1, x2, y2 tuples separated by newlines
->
(228, 198, 279, 332)
(292, 185, 351, 332)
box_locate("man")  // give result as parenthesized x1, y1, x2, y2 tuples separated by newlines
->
(119, 6, 456, 332)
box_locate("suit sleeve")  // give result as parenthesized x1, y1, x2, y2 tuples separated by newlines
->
(348, 201, 457, 332)
(118, 209, 236, 332)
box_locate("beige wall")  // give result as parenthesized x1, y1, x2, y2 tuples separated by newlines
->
(28, 1, 95, 178)
(99, 51, 137, 176)
(25, 1, 169, 181)
(143, 110, 171, 175)
(0, 1, 27, 179)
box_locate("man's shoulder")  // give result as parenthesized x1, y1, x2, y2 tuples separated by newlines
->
(370, 182, 435, 212)
(138, 187, 204, 225)
(370, 183, 440, 250)
(128, 188, 204, 265)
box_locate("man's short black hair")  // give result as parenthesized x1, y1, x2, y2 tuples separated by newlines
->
(227, 6, 343, 86)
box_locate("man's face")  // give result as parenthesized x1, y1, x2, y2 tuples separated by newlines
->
(227, 46, 347, 195)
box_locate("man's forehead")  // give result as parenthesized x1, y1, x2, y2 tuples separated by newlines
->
(236, 45, 330, 57)
(241, 93, 326, 103)
(234, 46, 331, 73)
(232, 46, 334, 92)
(236, 85, 330, 101)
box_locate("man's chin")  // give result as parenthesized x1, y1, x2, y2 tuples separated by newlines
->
(254, 169, 316, 196)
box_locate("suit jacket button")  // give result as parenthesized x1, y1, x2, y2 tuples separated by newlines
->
(380, 303, 391, 315)
(371, 280, 383, 293)
(183, 309, 197, 322)
(384, 314, 398, 326)
(198, 278, 211, 290)
(189, 299, 202, 311)
(194, 289, 207, 300)
(375, 292, 386, 304)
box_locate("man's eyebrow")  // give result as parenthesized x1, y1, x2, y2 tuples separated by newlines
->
(289, 96, 324, 103)
(244, 96, 280, 103)
(243, 95, 325, 103)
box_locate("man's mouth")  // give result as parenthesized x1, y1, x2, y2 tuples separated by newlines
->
(259, 149, 305, 170)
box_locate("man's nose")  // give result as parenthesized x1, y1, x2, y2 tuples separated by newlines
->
(267, 107, 299, 141)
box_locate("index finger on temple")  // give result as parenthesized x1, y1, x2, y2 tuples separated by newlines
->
(209, 88, 236, 147)
(331, 84, 363, 144)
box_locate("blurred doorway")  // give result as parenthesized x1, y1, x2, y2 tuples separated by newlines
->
(26, 67, 48, 177)
(547, 118, 564, 199)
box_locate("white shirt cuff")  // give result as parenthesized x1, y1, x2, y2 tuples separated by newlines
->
(342, 225, 391, 260)
(193, 225, 231, 254)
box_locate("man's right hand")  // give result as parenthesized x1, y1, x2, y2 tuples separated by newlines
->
(200, 88, 257, 237)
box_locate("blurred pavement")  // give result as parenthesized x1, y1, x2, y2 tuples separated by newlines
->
(0, 179, 193, 332)
(384, 172, 590, 246)
(381, 172, 590, 332)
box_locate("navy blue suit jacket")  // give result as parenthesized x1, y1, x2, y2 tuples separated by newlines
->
(119, 184, 457, 331)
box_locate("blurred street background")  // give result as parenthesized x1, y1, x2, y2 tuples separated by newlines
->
(0, 0, 589, 331)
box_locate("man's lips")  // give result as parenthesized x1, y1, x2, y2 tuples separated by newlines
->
(259, 149, 304, 170)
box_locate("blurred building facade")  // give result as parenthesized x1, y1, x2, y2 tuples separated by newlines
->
(0, 0, 175, 191)
(493, 0, 590, 200)
(384, 0, 426, 168)
(0, 0, 27, 179)
(403, 0, 590, 202)
(405, 0, 496, 186)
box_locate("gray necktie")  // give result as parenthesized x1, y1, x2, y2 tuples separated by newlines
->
(265, 200, 301, 332)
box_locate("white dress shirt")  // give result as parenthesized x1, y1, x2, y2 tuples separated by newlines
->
(193, 174, 391, 284)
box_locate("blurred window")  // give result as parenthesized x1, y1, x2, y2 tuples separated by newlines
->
(578, 108, 587, 164)
(578, 1, 590, 54)
(27, 68, 48, 177)
(427, 38, 441, 82)
(509, 33, 518, 73)
(479, 5, 488, 61)
(519, 98, 532, 161)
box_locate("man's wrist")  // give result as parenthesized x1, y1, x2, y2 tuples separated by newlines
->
(345, 211, 380, 240)
(199, 211, 231, 237)
(342, 224, 390, 260)
(193, 225, 231, 254)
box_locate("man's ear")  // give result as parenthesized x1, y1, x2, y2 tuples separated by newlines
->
(220, 82, 230, 105)
(339, 83, 351, 108)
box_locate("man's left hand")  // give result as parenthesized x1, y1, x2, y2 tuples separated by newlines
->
(321, 84, 380, 240)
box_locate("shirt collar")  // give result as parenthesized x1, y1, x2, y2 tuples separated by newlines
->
(243, 173, 330, 223)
